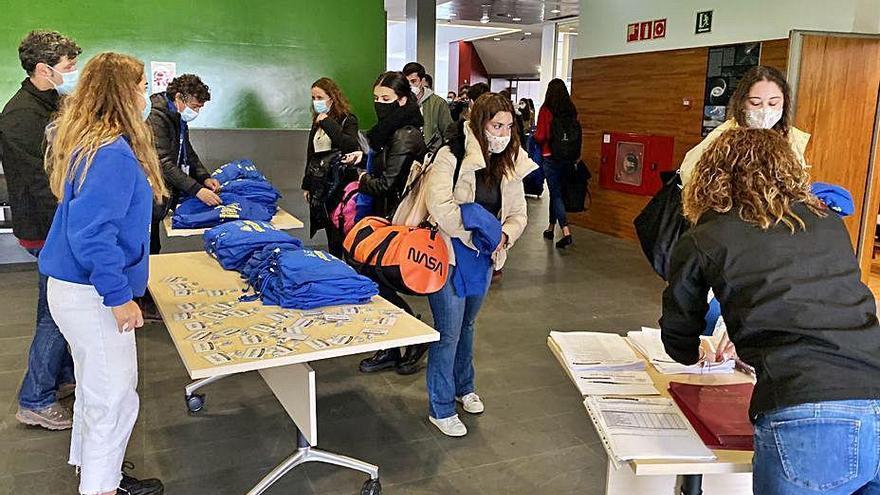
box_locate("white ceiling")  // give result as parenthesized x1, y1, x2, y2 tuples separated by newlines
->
(385, 0, 578, 24)
(472, 35, 543, 76)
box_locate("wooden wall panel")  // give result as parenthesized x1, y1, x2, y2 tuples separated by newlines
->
(571, 39, 789, 240)
(569, 47, 709, 239)
(759, 39, 790, 72)
(792, 35, 880, 276)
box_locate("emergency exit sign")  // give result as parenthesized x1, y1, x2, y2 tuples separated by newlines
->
(627, 19, 667, 43)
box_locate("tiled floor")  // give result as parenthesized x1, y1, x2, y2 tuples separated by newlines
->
(0, 197, 667, 494)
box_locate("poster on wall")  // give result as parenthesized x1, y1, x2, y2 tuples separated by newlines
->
(150, 61, 176, 94)
(701, 43, 761, 136)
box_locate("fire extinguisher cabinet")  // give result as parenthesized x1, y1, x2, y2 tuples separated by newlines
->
(599, 132, 675, 196)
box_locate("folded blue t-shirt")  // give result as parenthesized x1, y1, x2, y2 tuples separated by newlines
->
(211, 159, 267, 184)
(204, 220, 302, 271)
(452, 203, 502, 297)
(219, 179, 281, 208)
(173, 193, 274, 229)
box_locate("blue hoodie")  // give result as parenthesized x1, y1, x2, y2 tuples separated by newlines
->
(452, 203, 502, 297)
(39, 137, 153, 307)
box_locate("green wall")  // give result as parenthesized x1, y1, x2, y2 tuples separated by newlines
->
(0, 0, 386, 129)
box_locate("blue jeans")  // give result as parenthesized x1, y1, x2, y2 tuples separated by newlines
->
(426, 266, 491, 419)
(542, 158, 568, 228)
(754, 400, 880, 495)
(18, 248, 75, 409)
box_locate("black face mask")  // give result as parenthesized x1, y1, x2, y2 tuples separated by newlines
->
(374, 100, 398, 121)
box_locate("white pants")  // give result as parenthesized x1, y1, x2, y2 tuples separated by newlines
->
(47, 278, 139, 494)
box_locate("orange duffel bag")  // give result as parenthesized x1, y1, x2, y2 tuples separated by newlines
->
(343, 216, 449, 295)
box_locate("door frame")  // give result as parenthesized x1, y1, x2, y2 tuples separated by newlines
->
(786, 30, 880, 277)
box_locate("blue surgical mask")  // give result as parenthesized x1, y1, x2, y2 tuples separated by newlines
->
(141, 92, 152, 121)
(48, 66, 79, 95)
(313, 99, 330, 114)
(180, 105, 199, 122)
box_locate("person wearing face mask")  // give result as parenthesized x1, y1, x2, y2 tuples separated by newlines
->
(403, 62, 453, 142)
(146, 74, 219, 255)
(346, 71, 428, 375)
(679, 65, 810, 186)
(301, 77, 360, 257)
(422, 93, 537, 436)
(0, 30, 81, 431)
(39, 52, 166, 495)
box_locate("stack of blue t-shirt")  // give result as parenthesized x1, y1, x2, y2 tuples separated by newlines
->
(243, 248, 378, 309)
(219, 179, 280, 210)
(204, 220, 302, 271)
(172, 192, 274, 229)
(211, 159, 267, 184)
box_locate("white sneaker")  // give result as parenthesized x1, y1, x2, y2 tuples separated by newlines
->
(429, 414, 468, 437)
(456, 393, 485, 414)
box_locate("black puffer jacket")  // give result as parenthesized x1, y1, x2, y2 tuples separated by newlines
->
(0, 79, 59, 241)
(146, 93, 211, 212)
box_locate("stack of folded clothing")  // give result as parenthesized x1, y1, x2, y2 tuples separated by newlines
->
(242, 248, 378, 310)
(173, 192, 274, 229)
(204, 220, 302, 271)
(211, 159, 267, 184)
(171, 160, 281, 229)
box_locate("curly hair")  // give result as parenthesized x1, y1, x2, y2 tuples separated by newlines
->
(165, 74, 211, 103)
(683, 128, 826, 232)
(18, 30, 82, 75)
(728, 65, 791, 135)
(311, 77, 352, 123)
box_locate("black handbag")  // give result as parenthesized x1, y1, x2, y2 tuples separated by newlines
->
(633, 172, 689, 280)
(562, 160, 591, 213)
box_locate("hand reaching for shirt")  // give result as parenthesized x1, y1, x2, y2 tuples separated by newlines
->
(203, 178, 221, 191)
(196, 188, 222, 206)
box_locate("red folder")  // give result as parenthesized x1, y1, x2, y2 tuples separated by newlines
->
(668, 382, 755, 451)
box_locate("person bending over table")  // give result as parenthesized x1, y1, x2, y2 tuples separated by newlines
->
(39, 52, 165, 495)
(147, 73, 219, 255)
(660, 128, 880, 495)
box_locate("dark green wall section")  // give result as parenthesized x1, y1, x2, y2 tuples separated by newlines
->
(0, 0, 386, 129)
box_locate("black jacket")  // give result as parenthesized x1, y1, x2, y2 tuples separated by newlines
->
(359, 126, 426, 218)
(660, 204, 880, 419)
(301, 113, 360, 192)
(146, 93, 211, 208)
(0, 79, 59, 241)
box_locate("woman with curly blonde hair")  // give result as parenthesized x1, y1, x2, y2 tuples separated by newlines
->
(661, 128, 880, 495)
(39, 52, 165, 495)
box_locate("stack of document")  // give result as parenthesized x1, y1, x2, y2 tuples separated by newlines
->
(550, 331, 645, 372)
(627, 327, 735, 375)
(584, 396, 717, 466)
(574, 371, 658, 396)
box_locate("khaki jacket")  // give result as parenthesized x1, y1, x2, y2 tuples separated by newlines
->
(679, 119, 811, 186)
(425, 122, 538, 269)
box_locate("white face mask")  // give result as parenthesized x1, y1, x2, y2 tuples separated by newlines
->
(410, 84, 421, 96)
(485, 132, 511, 154)
(745, 107, 783, 129)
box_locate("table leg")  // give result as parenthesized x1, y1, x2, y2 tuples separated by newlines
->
(183, 373, 231, 413)
(679, 474, 703, 495)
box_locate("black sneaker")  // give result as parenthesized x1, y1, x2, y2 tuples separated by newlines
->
(119, 461, 164, 495)
(555, 235, 573, 249)
(542, 229, 554, 240)
(396, 343, 430, 375)
(359, 348, 401, 373)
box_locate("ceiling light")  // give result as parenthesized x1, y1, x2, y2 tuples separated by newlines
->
(512, 17, 521, 21)
(550, 8, 561, 14)
(481, 4, 490, 23)
(493, 37, 501, 41)
(524, 32, 533, 36)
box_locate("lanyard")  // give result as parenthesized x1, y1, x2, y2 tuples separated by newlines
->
(166, 95, 189, 173)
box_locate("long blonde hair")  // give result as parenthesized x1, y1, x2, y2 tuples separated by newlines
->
(47, 52, 167, 201)
(683, 128, 826, 232)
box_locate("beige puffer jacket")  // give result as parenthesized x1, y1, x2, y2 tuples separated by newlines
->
(425, 121, 539, 269)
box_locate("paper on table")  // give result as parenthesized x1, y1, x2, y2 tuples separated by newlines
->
(574, 371, 659, 396)
(627, 328, 734, 375)
(549, 331, 645, 372)
(584, 396, 716, 467)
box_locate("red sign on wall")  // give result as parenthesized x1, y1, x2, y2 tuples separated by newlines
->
(627, 23, 639, 42)
(627, 19, 668, 43)
(653, 19, 667, 38)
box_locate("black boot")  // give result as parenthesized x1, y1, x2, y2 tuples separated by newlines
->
(359, 348, 401, 373)
(119, 461, 164, 495)
(555, 234, 573, 249)
(396, 343, 430, 375)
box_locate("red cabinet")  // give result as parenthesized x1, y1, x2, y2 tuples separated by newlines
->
(599, 132, 675, 196)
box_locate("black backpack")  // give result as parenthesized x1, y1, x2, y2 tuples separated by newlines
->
(550, 114, 582, 163)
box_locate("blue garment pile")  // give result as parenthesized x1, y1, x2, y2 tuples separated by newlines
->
(211, 159, 267, 184)
(451, 203, 502, 297)
(204, 220, 302, 271)
(242, 248, 378, 309)
(219, 179, 281, 210)
(172, 192, 275, 229)
(811, 182, 854, 217)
